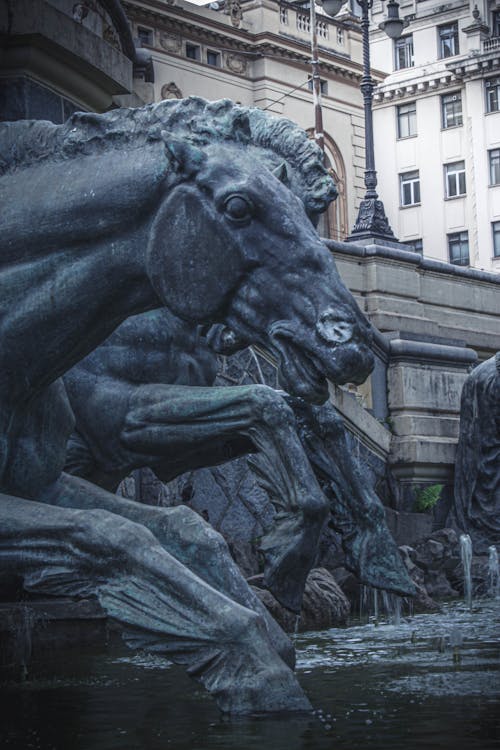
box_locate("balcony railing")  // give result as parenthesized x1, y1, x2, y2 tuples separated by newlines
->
(483, 36, 500, 52)
(295, 12, 329, 38)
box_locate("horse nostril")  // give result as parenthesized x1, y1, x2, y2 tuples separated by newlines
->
(317, 312, 354, 344)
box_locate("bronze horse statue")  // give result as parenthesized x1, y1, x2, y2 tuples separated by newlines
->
(0, 97, 375, 713)
(63, 311, 415, 608)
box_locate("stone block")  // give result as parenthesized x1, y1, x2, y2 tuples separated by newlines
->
(384, 507, 433, 546)
(388, 364, 469, 414)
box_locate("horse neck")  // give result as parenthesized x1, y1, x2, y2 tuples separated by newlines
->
(70, 310, 217, 390)
(0, 228, 158, 401)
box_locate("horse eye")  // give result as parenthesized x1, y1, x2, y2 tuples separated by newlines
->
(224, 195, 253, 223)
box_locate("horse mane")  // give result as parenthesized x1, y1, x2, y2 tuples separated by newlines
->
(0, 97, 337, 214)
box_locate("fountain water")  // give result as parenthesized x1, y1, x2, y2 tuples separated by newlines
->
(460, 534, 473, 610)
(487, 545, 499, 599)
(381, 591, 402, 625)
(373, 588, 379, 621)
(358, 586, 403, 625)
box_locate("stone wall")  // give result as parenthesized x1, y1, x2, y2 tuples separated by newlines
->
(0, 0, 154, 121)
(328, 240, 500, 516)
(329, 240, 500, 359)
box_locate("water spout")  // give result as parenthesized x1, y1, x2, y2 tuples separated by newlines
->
(381, 590, 402, 625)
(460, 534, 473, 610)
(487, 546, 499, 599)
(358, 585, 404, 625)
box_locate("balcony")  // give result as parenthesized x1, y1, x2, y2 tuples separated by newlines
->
(483, 36, 500, 53)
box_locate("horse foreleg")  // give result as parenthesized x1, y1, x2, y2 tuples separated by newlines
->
(120, 384, 328, 613)
(288, 399, 415, 597)
(37, 472, 295, 668)
(0, 493, 310, 714)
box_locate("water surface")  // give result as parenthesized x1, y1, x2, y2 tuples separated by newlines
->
(1, 600, 499, 750)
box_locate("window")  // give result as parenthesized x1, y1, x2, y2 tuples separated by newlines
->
(186, 43, 201, 61)
(486, 77, 500, 113)
(206, 50, 221, 66)
(308, 76, 328, 95)
(490, 149, 500, 185)
(400, 171, 420, 206)
(337, 27, 344, 44)
(448, 231, 469, 265)
(493, 222, 500, 257)
(137, 26, 153, 46)
(445, 161, 466, 198)
(280, 6, 288, 25)
(438, 22, 459, 58)
(405, 239, 423, 254)
(441, 92, 463, 128)
(395, 34, 414, 70)
(397, 101, 417, 138)
(492, 10, 500, 38)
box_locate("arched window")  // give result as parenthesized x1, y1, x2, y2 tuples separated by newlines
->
(306, 130, 348, 241)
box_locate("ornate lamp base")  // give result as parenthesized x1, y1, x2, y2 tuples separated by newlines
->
(347, 198, 398, 244)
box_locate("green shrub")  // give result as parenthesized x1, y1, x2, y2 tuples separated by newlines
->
(414, 484, 443, 513)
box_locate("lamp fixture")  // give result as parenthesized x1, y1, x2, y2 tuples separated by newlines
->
(318, 0, 344, 17)
(378, 0, 407, 39)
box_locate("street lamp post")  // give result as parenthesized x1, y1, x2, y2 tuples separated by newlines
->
(309, 0, 325, 152)
(317, 0, 407, 243)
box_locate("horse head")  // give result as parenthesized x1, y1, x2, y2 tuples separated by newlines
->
(146, 103, 373, 405)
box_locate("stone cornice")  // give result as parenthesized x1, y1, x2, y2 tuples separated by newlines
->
(445, 49, 500, 80)
(125, 0, 364, 80)
(124, 1, 254, 48)
(326, 239, 500, 285)
(373, 51, 500, 103)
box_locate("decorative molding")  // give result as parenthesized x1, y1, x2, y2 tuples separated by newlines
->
(349, 199, 397, 242)
(160, 81, 182, 98)
(124, 1, 364, 82)
(224, 0, 243, 28)
(159, 31, 182, 53)
(225, 52, 248, 74)
(373, 52, 500, 103)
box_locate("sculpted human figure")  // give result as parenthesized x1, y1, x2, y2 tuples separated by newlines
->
(63, 309, 415, 604)
(1, 97, 375, 712)
(451, 353, 500, 554)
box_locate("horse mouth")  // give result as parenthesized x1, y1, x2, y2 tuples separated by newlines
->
(268, 332, 329, 404)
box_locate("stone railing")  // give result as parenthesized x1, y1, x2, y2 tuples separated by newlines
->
(294, 11, 329, 38)
(483, 36, 500, 52)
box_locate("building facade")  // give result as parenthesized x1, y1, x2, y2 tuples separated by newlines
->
(370, 0, 500, 272)
(124, 0, 379, 240)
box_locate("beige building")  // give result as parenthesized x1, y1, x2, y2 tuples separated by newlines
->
(124, 0, 380, 240)
(370, 0, 500, 272)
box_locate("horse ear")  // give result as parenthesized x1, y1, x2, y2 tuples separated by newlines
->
(273, 161, 290, 186)
(162, 133, 205, 176)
